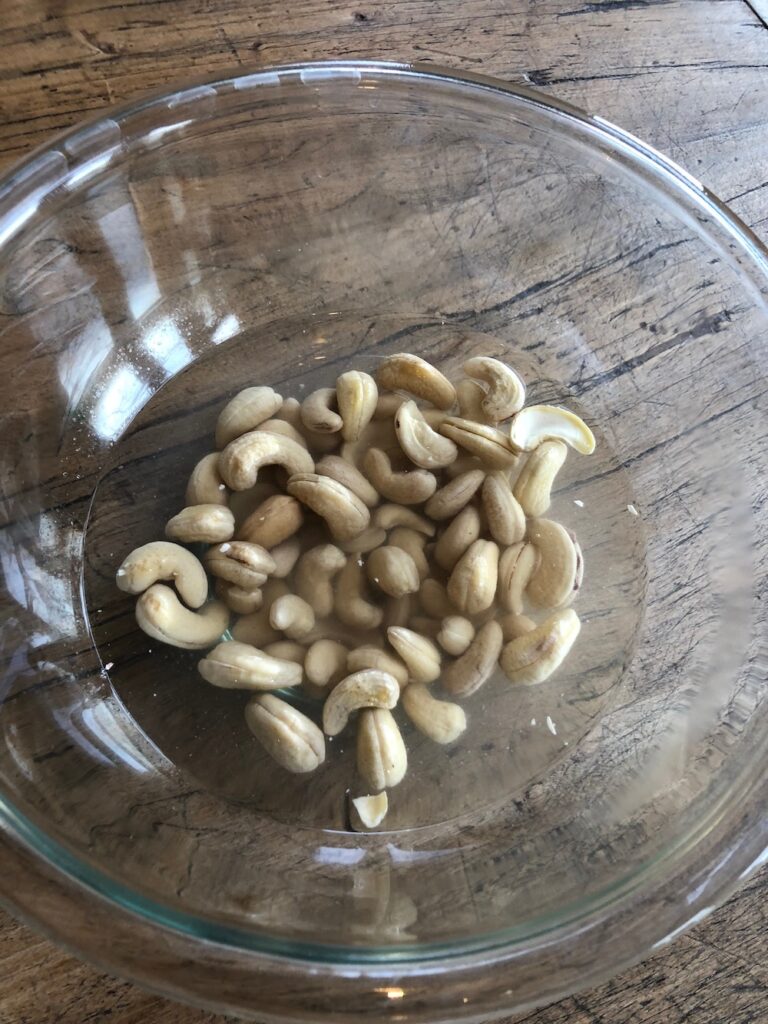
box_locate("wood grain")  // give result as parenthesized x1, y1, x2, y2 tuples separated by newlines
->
(0, 1, 766, 1022)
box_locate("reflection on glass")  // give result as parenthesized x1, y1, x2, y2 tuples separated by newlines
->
(211, 313, 240, 345)
(142, 317, 192, 375)
(91, 366, 152, 442)
(99, 202, 161, 320)
(58, 315, 114, 409)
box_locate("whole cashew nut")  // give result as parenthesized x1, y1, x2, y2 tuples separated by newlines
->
(441, 620, 503, 697)
(481, 471, 526, 546)
(117, 541, 208, 609)
(245, 693, 325, 773)
(335, 557, 383, 630)
(362, 448, 437, 505)
(376, 353, 456, 410)
(323, 669, 400, 736)
(165, 504, 235, 544)
(136, 585, 229, 649)
(433, 505, 482, 572)
(215, 386, 283, 449)
(393, 400, 458, 470)
(401, 683, 466, 744)
(439, 417, 519, 469)
(424, 469, 485, 521)
(447, 540, 500, 615)
(316, 455, 380, 507)
(295, 544, 346, 617)
(305, 639, 349, 689)
(287, 472, 370, 542)
(336, 370, 378, 442)
(301, 387, 343, 434)
(357, 708, 407, 790)
(366, 546, 420, 598)
(269, 594, 316, 641)
(238, 494, 304, 549)
(500, 608, 581, 685)
(204, 540, 275, 590)
(185, 452, 229, 506)
(386, 626, 441, 683)
(198, 640, 303, 690)
(388, 527, 430, 580)
(463, 356, 526, 421)
(513, 440, 568, 517)
(219, 430, 314, 491)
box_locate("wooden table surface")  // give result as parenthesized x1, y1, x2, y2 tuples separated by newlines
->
(1, 1, 767, 1022)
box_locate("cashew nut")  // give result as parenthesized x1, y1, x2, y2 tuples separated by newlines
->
(346, 646, 409, 689)
(366, 546, 420, 598)
(198, 639, 302, 690)
(455, 378, 493, 425)
(269, 594, 316, 641)
(500, 608, 581, 685)
(442, 620, 503, 696)
(362, 448, 437, 505)
(373, 504, 435, 536)
(418, 578, 455, 619)
(295, 544, 346, 617)
(373, 392, 403, 420)
(376, 353, 456, 410)
(215, 579, 263, 615)
(463, 356, 526, 421)
(316, 455, 379, 507)
(526, 519, 579, 609)
(384, 593, 414, 629)
(481, 471, 526, 546)
(219, 430, 314, 491)
(116, 541, 208, 609)
(350, 791, 388, 830)
(245, 693, 325, 773)
(335, 557, 383, 630)
(439, 416, 519, 469)
(237, 494, 304, 549)
(204, 540, 275, 590)
(165, 504, 235, 544)
(433, 505, 482, 572)
(437, 615, 475, 656)
(339, 526, 388, 554)
(287, 472, 370, 542)
(393, 400, 458, 470)
(424, 469, 485, 520)
(323, 669, 400, 736)
(336, 370, 378, 442)
(509, 404, 595, 455)
(386, 627, 441, 683)
(305, 639, 349, 689)
(257, 418, 310, 450)
(215, 386, 283, 449)
(401, 683, 466, 744)
(446, 539, 499, 615)
(357, 708, 407, 790)
(498, 542, 539, 615)
(263, 641, 307, 667)
(388, 527, 429, 580)
(269, 537, 302, 578)
(231, 606, 280, 648)
(136, 585, 229, 649)
(185, 452, 229, 506)
(409, 615, 441, 638)
(513, 440, 568, 517)
(301, 387, 343, 434)
(276, 396, 338, 454)
(499, 612, 537, 641)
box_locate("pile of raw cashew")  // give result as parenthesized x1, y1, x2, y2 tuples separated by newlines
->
(116, 353, 594, 830)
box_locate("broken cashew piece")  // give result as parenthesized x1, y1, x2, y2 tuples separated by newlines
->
(316, 455, 380, 507)
(269, 594, 316, 641)
(513, 440, 568, 517)
(402, 683, 466, 744)
(336, 370, 378, 442)
(447, 539, 500, 615)
(335, 557, 384, 630)
(463, 356, 526, 421)
(185, 452, 229, 506)
(116, 541, 208, 609)
(386, 627, 441, 683)
(509, 404, 595, 455)
(301, 387, 343, 434)
(498, 542, 539, 615)
(481, 471, 526, 546)
(442, 620, 503, 697)
(219, 430, 314, 491)
(295, 544, 346, 617)
(351, 791, 389, 831)
(376, 353, 456, 410)
(199, 640, 303, 690)
(357, 708, 407, 791)
(424, 469, 485, 521)
(287, 472, 370, 542)
(394, 400, 458, 470)
(205, 540, 275, 590)
(363, 448, 437, 505)
(500, 608, 581, 685)
(136, 585, 229, 650)
(215, 386, 283, 449)
(367, 546, 420, 598)
(165, 504, 235, 544)
(245, 693, 325, 773)
(323, 669, 400, 736)
(437, 615, 475, 657)
(527, 518, 579, 609)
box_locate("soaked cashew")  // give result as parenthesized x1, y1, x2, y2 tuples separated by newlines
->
(373, 504, 435, 536)
(463, 356, 526, 421)
(263, 641, 307, 666)
(387, 627, 441, 683)
(270, 594, 316, 641)
(393, 400, 458, 470)
(424, 469, 485, 520)
(336, 370, 378, 442)
(199, 640, 302, 690)
(116, 541, 208, 609)
(215, 386, 283, 449)
(447, 540, 500, 615)
(357, 708, 407, 790)
(346, 646, 410, 689)
(339, 526, 388, 554)
(245, 693, 325, 773)
(335, 557, 384, 630)
(373, 392, 403, 420)
(509, 404, 595, 455)
(301, 387, 343, 434)
(351, 791, 388, 830)
(388, 527, 429, 580)
(500, 608, 581, 685)
(513, 440, 568, 517)
(316, 455, 379, 507)
(219, 430, 314, 491)
(437, 615, 475, 657)
(498, 542, 539, 615)
(215, 579, 263, 615)
(442, 620, 503, 697)
(434, 505, 482, 572)
(269, 537, 302, 578)
(305, 639, 349, 689)
(136, 585, 229, 650)
(481, 471, 526, 546)
(376, 353, 456, 410)
(367, 546, 420, 598)
(419, 578, 455, 619)
(401, 684, 466, 744)
(384, 593, 415, 629)
(409, 615, 441, 638)
(231, 607, 280, 648)
(238, 494, 304, 549)
(439, 417, 519, 469)
(323, 670, 400, 736)
(185, 452, 229, 506)
(295, 544, 346, 617)
(287, 472, 370, 542)
(455, 378, 493, 425)
(499, 612, 537, 641)
(257, 418, 310, 450)
(205, 540, 275, 590)
(165, 504, 235, 544)
(363, 448, 437, 505)
(527, 519, 579, 609)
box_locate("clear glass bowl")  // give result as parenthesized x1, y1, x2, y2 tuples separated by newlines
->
(0, 60, 765, 1022)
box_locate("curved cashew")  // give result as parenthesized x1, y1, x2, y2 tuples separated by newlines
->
(215, 386, 283, 449)
(424, 469, 485, 520)
(287, 472, 370, 542)
(185, 452, 229, 506)
(257, 418, 310, 449)
(339, 526, 388, 554)
(219, 430, 314, 491)
(136, 585, 228, 649)
(376, 353, 456, 410)
(434, 505, 481, 572)
(305, 639, 349, 689)
(269, 594, 316, 641)
(205, 540, 275, 590)
(442, 620, 503, 697)
(513, 440, 568, 517)
(335, 557, 383, 630)
(386, 627, 441, 683)
(418, 578, 455, 619)
(357, 708, 407, 790)
(388, 527, 429, 580)
(437, 615, 475, 657)
(340, 418, 401, 468)
(447, 539, 499, 615)
(237, 494, 304, 549)
(526, 519, 579, 609)
(245, 693, 325, 773)
(497, 542, 538, 615)
(509, 404, 595, 455)
(373, 504, 435, 536)
(276, 397, 340, 455)
(481, 471, 526, 546)
(346, 645, 409, 689)
(455, 378, 493, 425)
(336, 370, 378, 442)
(401, 683, 466, 744)
(500, 608, 581, 685)
(316, 455, 379, 508)
(199, 640, 302, 690)
(116, 541, 208, 609)
(215, 579, 263, 615)
(439, 416, 519, 469)
(295, 544, 346, 617)
(393, 400, 458, 470)
(165, 504, 235, 544)
(366, 546, 420, 598)
(323, 669, 400, 736)
(384, 593, 414, 629)
(463, 356, 526, 421)
(445, 453, 485, 480)
(269, 537, 302, 578)
(351, 791, 388, 830)
(301, 387, 343, 434)
(499, 612, 537, 641)
(362, 448, 437, 505)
